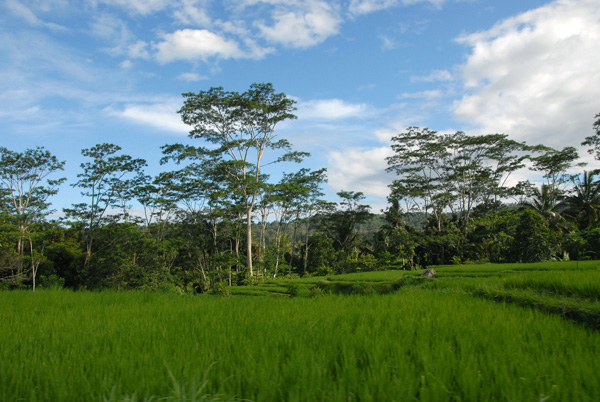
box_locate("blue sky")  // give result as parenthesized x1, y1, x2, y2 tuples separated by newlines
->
(1, 0, 599, 213)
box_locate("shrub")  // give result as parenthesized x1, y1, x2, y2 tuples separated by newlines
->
(37, 274, 66, 290)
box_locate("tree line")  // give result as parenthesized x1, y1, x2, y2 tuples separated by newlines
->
(1, 83, 599, 292)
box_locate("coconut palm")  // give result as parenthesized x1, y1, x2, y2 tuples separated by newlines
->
(562, 171, 600, 230)
(522, 184, 569, 232)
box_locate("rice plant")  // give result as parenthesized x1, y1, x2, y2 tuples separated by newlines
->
(2, 288, 600, 401)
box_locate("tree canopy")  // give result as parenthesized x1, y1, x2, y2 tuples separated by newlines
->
(1, 96, 599, 291)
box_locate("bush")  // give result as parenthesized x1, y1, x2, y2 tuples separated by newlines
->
(208, 281, 230, 297)
(286, 283, 300, 297)
(308, 286, 326, 297)
(358, 254, 379, 271)
(38, 275, 65, 290)
(155, 283, 185, 295)
(316, 266, 335, 276)
(510, 209, 553, 262)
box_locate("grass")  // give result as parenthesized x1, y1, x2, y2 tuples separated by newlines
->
(324, 270, 414, 282)
(503, 270, 600, 300)
(2, 261, 600, 401)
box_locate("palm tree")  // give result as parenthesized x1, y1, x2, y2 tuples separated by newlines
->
(522, 184, 569, 232)
(562, 171, 600, 230)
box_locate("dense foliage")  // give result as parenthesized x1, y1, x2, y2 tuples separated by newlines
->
(1, 84, 599, 292)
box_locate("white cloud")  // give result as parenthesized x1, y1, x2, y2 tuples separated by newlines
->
(127, 40, 151, 59)
(411, 69, 452, 82)
(108, 101, 189, 134)
(152, 29, 271, 63)
(398, 90, 444, 99)
(154, 29, 244, 63)
(5, 0, 67, 31)
(453, 0, 600, 149)
(218, 20, 250, 36)
(240, 37, 275, 59)
(90, 13, 134, 55)
(380, 35, 397, 50)
(327, 146, 395, 200)
(373, 127, 398, 143)
(256, 1, 341, 48)
(296, 99, 372, 120)
(119, 59, 133, 69)
(95, 0, 171, 16)
(349, 0, 445, 15)
(173, 0, 211, 26)
(177, 72, 207, 81)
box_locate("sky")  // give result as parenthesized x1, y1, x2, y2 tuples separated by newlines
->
(1, 0, 599, 214)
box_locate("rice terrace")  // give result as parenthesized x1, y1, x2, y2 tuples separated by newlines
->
(2, 260, 600, 401)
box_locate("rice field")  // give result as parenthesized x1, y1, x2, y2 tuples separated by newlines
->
(1, 261, 600, 401)
(503, 269, 600, 300)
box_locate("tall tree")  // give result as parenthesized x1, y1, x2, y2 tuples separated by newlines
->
(582, 112, 600, 161)
(178, 83, 304, 276)
(530, 146, 582, 193)
(562, 171, 600, 230)
(287, 168, 327, 272)
(160, 143, 247, 286)
(386, 127, 449, 233)
(134, 171, 179, 242)
(387, 128, 529, 233)
(442, 132, 528, 230)
(0, 147, 65, 289)
(462, 134, 529, 213)
(323, 191, 372, 257)
(64, 143, 146, 270)
(268, 168, 327, 277)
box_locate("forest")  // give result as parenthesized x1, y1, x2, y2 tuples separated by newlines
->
(1, 83, 599, 292)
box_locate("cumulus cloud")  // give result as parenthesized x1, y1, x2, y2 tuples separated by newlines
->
(154, 29, 244, 63)
(256, 1, 341, 48)
(108, 101, 188, 134)
(153, 29, 272, 63)
(327, 146, 395, 201)
(453, 0, 600, 149)
(296, 99, 372, 120)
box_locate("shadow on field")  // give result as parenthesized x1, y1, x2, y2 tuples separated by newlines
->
(470, 287, 600, 331)
(313, 275, 433, 296)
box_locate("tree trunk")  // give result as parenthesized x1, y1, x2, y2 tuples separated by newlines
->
(290, 217, 298, 274)
(303, 219, 310, 274)
(273, 228, 282, 280)
(246, 207, 253, 277)
(28, 236, 37, 291)
(84, 237, 94, 269)
(198, 256, 207, 284)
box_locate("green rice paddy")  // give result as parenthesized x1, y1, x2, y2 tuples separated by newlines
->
(1, 261, 600, 401)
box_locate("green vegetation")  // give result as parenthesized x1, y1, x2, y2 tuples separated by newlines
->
(3, 261, 599, 401)
(503, 269, 600, 299)
(1, 87, 599, 292)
